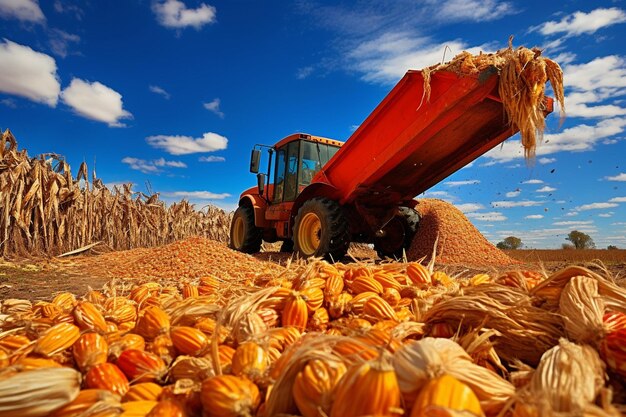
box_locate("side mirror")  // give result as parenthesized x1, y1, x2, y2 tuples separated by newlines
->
(250, 149, 261, 173)
(257, 173, 266, 196)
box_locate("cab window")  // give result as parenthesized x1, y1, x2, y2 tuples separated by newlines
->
(283, 141, 300, 201)
(273, 148, 286, 202)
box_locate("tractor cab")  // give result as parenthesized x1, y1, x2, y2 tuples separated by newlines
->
(249, 133, 342, 204)
(231, 133, 343, 253)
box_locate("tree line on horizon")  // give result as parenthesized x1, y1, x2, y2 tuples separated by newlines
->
(496, 231, 620, 250)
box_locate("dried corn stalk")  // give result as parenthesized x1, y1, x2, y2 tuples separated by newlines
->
(0, 129, 232, 257)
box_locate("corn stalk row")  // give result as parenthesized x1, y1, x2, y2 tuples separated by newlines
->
(0, 129, 231, 257)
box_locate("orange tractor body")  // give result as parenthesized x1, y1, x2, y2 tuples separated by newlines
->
(231, 68, 553, 259)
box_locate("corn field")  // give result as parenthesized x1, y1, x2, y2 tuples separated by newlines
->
(0, 129, 231, 257)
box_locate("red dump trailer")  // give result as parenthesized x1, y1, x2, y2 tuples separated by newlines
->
(231, 67, 553, 259)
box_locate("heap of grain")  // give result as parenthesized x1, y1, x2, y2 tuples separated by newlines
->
(408, 199, 516, 266)
(72, 237, 285, 282)
(0, 129, 232, 257)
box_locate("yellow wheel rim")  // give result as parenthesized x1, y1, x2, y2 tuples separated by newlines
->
(232, 216, 245, 248)
(298, 212, 322, 256)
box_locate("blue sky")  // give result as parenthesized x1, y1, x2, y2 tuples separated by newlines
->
(1, 0, 625, 249)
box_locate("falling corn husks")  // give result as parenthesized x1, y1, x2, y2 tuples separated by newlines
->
(0, 255, 624, 417)
(423, 37, 565, 160)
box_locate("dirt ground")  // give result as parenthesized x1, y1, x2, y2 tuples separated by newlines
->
(1, 248, 624, 301)
(0, 258, 110, 301)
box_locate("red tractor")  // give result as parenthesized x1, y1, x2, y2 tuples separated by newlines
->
(230, 68, 553, 259)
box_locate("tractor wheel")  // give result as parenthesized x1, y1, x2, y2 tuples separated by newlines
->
(229, 205, 262, 254)
(374, 207, 420, 260)
(293, 198, 350, 260)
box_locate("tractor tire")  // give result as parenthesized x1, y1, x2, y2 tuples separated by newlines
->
(374, 207, 420, 260)
(293, 198, 350, 260)
(229, 205, 262, 254)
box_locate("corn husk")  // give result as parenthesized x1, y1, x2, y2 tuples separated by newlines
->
(514, 338, 610, 416)
(0, 367, 81, 416)
(559, 276, 605, 345)
(168, 356, 214, 382)
(424, 287, 563, 365)
(393, 338, 514, 414)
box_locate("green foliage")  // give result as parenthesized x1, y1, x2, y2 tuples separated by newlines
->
(607, 245, 619, 250)
(566, 230, 595, 249)
(496, 236, 523, 250)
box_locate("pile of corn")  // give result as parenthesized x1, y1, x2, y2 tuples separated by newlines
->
(0, 259, 624, 416)
(70, 237, 285, 282)
(0, 129, 232, 257)
(408, 199, 517, 266)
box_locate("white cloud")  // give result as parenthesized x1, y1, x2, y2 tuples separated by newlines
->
(297, 66, 314, 80)
(0, 0, 44, 23)
(152, 0, 216, 29)
(146, 132, 228, 155)
(535, 8, 626, 37)
(491, 200, 543, 208)
(565, 211, 579, 217)
(598, 213, 613, 218)
(423, 191, 450, 197)
(606, 173, 626, 181)
(565, 91, 626, 119)
(537, 186, 556, 193)
(551, 52, 577, 66)
(149, 85, 170, 99)
(484, 118, 626, 163)
(444, 180, 480, 187)
(0, 40, 60, 106)
(53, 1, 83, 19)
(61, 78, 133, 127)
(349, 32, 492, 84)
(0, 97, 16, 108)
(466, 211, 507, 222)
(554, 220, 594, 226)
(538, 157, 556, 164)
(48, 29, 80, 58)
(522, 179, 544, 184)
(564, 55, 626, 94)
(575, 202, 619, 211)
(199, 155, 225, 162)
(420, 190, 454, 202)
(609, 197, 626, 203)
(162, 191, 230, 200)
(154, 158, 186, 168)
(455, 203, 484, 213)
(426, 0, 515, 22)
(525, 215, 544, 219)
(505, 190, 521, 198)
(122, 157, 187, 174)
(203, 98, 224, 118)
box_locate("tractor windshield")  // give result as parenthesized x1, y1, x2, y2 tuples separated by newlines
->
(299, 141, 340, 187)
(273, 139, 340, 202)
